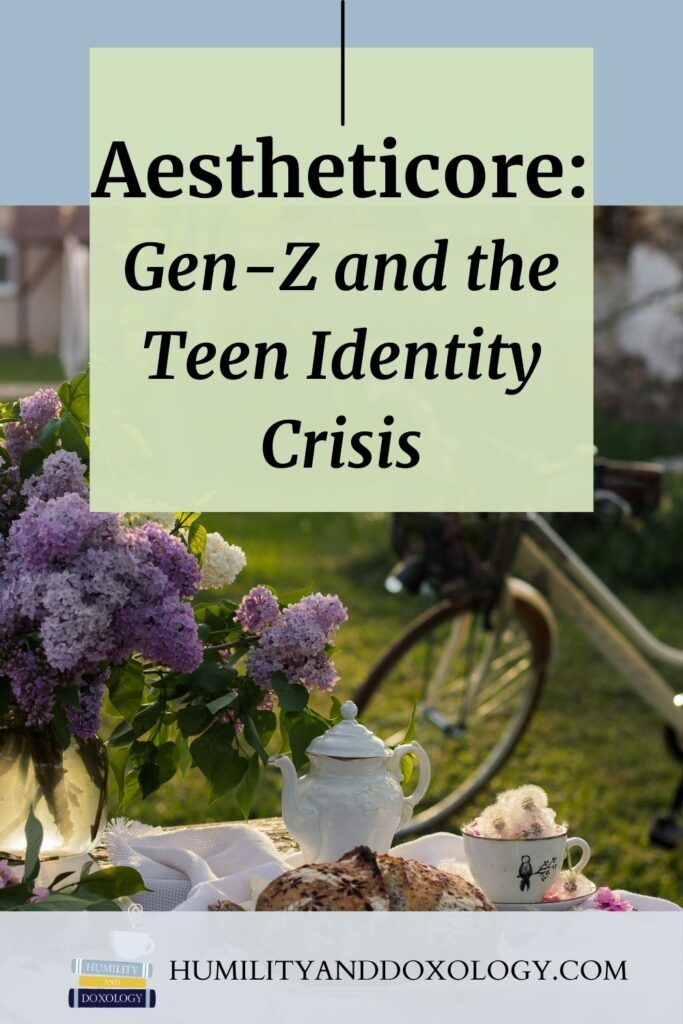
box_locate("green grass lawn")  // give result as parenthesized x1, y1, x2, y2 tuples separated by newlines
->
(596, 415, 683, 461)
(126, 511, 683, 903)
(0, 350, 63, 385)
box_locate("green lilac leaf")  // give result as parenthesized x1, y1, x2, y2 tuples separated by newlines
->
(186, 657, 237, 695)
(176, 704, 213, 736)
(234, 753, 259, 819)
(107, 661, 145, 723)
(188, 522, 207, 566)
(106, 720, 136, 748)
(76, 867, 147, 900)
(23, 809, 44, 885)
(288, 714, 328, 771)
(19, 448, 45, 480)
(271, 671, 308, 712)
(204, 692, 238, 715)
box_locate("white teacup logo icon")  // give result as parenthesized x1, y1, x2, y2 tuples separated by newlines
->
(463, 830, 591, 904)
(109, 930, 155, 960)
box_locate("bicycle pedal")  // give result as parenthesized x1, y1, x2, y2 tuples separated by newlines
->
(649, 814, 683, 849)
(423, 707, 465, 738)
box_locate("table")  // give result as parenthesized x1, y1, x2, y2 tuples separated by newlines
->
(92, 816, 299, 866)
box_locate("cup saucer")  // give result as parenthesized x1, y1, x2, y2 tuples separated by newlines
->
(494, 880, 597, 912)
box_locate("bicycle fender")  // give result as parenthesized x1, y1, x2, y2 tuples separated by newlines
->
(507, 576, 559, 663)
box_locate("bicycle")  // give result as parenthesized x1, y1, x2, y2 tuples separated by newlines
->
(353, 463, 683, 845)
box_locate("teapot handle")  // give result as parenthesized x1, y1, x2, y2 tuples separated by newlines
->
(390, 741, 431, 827)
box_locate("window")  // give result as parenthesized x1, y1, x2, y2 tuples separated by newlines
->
(0, 237, 17, 298)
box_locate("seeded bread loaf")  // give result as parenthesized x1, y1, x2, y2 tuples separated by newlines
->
(378, 853, 494, 911)
(208, 898, 245, 911)
(255, 845, 390, 911)
(253, 845, 495, 912)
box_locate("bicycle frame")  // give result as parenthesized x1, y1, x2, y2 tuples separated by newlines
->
(514, 514, 683, 736)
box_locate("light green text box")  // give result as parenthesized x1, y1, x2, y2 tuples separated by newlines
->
(90, 48, 593, 511)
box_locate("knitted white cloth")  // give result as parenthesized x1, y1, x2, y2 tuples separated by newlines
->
(104, 818, 291, 911)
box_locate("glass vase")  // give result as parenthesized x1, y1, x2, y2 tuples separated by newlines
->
(0, 721, 108, 858)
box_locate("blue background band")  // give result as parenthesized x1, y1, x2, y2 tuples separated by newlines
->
(0, 0, 677, 204)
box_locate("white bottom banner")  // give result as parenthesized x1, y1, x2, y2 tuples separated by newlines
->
(1, 912, 681, 1022)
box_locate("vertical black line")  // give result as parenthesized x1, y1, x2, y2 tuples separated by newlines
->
(340, 0, 346, 126)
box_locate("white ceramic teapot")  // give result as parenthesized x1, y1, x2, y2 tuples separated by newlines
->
(270, 701, 431, 863)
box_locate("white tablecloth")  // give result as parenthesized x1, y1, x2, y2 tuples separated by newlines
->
(99, 819, 682, 913)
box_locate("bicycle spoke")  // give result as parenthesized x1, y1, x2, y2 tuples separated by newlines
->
(475, 659, 532, 719)
(439, 678, 470, 701)
(475, 686, 527, 723)
(479, 651, 532, 697)
(425, 614, 472, 704)
(490, 640, 531, 674)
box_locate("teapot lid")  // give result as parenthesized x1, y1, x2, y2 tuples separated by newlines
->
(306, 701, 388, 759)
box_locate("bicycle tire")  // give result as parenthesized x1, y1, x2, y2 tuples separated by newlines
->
(354, 581, 553, 836)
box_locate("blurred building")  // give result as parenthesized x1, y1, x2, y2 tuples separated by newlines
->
(0, 206, 89, 374)
(595, 207, 683, 423)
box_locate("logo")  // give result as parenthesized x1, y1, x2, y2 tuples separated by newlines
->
(69, 957, 156, 1010)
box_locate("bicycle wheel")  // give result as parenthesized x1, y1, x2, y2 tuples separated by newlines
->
(354, 580, 553, 836)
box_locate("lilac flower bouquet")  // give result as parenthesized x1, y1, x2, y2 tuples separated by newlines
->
(0, 372, 348, 853)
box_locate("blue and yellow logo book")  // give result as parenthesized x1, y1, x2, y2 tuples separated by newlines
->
(69, 958, 156, 1009)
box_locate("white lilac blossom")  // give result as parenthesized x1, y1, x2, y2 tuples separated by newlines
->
(200, 532, 246, 590)
(465, 785, 565, 840)
(119, 512, 176, 529)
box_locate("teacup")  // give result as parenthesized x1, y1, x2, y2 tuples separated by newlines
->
(463, 829, 590, 905)
(109, 930, 155, 960)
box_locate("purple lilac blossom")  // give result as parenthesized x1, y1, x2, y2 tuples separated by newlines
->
(0, 489, 203, 737)
(4, 388, 60, 463)
(3, 422, 33, 464)
(594, 887, 635, 911)
(216, 707, 244, 733)
(245, 591, 347, 694)
(0, 860, 20, 888)
(8, 493, 119, 571)
(136, 521, 202, 598)
(235, 586, 280, 634)
(19, 388, 61, 435)
(21, 450, 88, 503)
(0, 465, 22, 536)
(119, 595, 202, 675)
(3, 646, 57, 729)
(65, 675, 108, 739)
(293, 593, 348, 640)
(27, 886, 51, 904)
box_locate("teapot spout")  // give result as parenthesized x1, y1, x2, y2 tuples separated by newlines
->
(269, 754, 319, 851)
